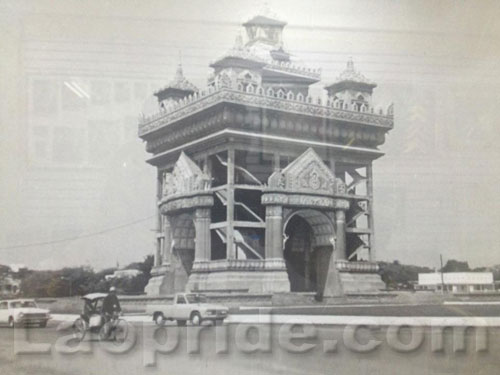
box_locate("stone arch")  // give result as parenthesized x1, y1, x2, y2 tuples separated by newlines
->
(170, 212, 196, 274)
(282, 208, 335, 293)
(171, 212, 196, 251)
(283, 209, 335, 248)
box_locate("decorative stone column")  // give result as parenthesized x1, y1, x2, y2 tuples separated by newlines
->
(265, 205, 283, 259)
(145, 215, 175, 296)
(162, 216, 172, 264)
(335, 209, 347, 260)
(154, 238, 162, 267)
(226, 147, 236, 259)
(255, 203, 289, 292)
(194, 208, 211, 262)
(323, 199, 349, 297)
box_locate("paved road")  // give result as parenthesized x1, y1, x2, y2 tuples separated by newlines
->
(235, 303, 500, 317)
(1, 318, 500, 375)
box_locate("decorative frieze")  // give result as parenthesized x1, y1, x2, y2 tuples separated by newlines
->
(144, 105, 387, 155)
(192, 259, 269, 273)
(191, 259, 288, 273)
(335, 260, 380, 273)
(265, 60, 321, 80)
(160, 194, 214, 214)
(139, 87, 394, 137)
(262, 192, 349, 211)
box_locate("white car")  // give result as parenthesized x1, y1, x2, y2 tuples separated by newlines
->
(0, 299, 51, 328)
(148, 293, 229, 326)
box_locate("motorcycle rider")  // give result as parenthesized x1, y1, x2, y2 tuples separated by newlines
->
(102, 286, 122, 320)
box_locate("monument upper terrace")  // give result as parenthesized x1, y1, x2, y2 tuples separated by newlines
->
(138, 78, 394, 137)
(139, 13, 393, 160)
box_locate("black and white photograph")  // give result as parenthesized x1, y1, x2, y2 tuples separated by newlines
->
(0, 0, 499, 374)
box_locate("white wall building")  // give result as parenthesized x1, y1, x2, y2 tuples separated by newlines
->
(105, 269, 143, 281)
(417, 272, 494, 293)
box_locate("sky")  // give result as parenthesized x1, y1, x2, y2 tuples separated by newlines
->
(0, 0, 499, 270)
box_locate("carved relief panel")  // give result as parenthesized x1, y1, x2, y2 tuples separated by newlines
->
(267, 148, 346, 195)
(162, 152, 211, 198)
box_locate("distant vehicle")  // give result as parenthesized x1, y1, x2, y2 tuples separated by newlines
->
(147, 293, 229, 326)
(0, 299, 51, 328)
(72, 293, 128, 342)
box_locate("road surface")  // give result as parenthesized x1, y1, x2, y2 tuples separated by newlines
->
(1, 312, 500, 375)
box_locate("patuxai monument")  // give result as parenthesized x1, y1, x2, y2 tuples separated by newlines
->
(139, 13, 394, 298)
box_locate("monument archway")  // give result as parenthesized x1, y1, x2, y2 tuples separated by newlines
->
(170, 213, 196, 280)
(145, 151, 213, 295)
(283, 209, 335, 293)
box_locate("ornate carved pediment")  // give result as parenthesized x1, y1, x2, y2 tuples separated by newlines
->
(162, 152, 211, 198)
(268, 148, 345, 195)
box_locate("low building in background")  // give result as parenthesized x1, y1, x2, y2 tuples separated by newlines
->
(417, 272, 494, 293)
(105, 269, 143, 281)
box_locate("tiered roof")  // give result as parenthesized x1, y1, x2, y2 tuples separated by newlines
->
(154, 64, 198, 102)
(326, 58, 377, 93)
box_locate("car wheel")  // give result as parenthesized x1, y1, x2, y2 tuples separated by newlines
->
(176, 320, 186, 327)
(154, 313, 165, 326)
(190, 312, 202, 326)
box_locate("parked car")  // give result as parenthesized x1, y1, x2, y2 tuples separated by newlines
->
(0, 299, 51, 328)
(147, 293, 229, 326)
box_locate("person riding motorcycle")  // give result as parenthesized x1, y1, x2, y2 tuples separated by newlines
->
(99, 287, 122, 339)
(102, 286, 122, 320)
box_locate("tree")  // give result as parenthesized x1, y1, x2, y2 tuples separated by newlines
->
(110, 255, 154, 294)
(441, 260, 470, 272)
(46, 277, 68, 297)
(18, 254, 155, 297)
(379, 261, 433, 289)
(0, 265, 11, 276)
(20, 271, 53, 297)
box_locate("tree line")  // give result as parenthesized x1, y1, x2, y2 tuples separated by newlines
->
(7, 255, 154, 298)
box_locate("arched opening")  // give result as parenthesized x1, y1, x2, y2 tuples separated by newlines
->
(284, 215, 315, 291)
(171, 213, 196, 279)
(283, 210, 335, 293)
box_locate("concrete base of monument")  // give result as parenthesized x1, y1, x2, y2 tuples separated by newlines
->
(322, 260, 387, 297)
(144, 265, 179, 296)
(337, 272, 387, 295)
(186, 270, 291, 294)
(144, 275, 172, 296)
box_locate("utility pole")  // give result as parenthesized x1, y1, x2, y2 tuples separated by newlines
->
(440, 254, 445, 294)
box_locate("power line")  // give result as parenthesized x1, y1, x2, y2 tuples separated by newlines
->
(0, 215, 155, 250)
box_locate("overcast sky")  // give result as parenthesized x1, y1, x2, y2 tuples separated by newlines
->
(0, 0, 499, 270)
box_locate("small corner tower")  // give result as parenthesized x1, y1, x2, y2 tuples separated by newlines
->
(325, 58, 377, 112)
(154, 63, 197, 109)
